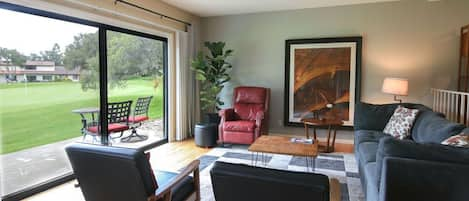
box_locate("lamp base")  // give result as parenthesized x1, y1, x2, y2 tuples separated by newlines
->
(394, 95, 402, 103)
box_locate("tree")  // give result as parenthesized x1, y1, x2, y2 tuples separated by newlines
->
(64, 32, 99, 90)
(63, 31, 164, 91)
(191, 42, 233, 112)
(29, 53, 42, 61)
(0, 47, 27, 66)
(0, 47, 27, 81)
(41, 43, 63, 65)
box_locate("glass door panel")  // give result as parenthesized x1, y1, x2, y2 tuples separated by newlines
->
(105, 30, 166, 149)
(0, 8, 100, 196)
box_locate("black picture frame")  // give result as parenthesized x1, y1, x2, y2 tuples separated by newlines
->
(284, 37, 362, 128)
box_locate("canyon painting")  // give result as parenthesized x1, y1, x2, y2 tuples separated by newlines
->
(285, 37, 362, 126)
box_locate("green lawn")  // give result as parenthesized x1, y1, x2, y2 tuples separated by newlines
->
(0, 79, 163, 154)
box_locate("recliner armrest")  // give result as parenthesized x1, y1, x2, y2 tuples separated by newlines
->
(378, 157, 469, 201)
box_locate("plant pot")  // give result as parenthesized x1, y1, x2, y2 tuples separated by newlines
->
(204, 113, 221, 124)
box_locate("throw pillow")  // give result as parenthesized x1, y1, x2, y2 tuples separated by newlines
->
(442, 133, 469, 147)
(383, 105, 419, 140)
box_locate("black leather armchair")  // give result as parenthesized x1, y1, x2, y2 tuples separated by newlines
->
(66, 143, 200, 201)
(210, 161, 340, 201)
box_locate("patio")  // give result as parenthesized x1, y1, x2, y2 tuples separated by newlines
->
(0, 119, 164, 196)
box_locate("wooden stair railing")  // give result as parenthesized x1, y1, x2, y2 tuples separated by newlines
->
(431, 88, 469, 126)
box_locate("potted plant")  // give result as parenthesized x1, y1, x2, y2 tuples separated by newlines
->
(191, 41, 234, 124)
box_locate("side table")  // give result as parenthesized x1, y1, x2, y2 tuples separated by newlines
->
(301, 118, 343, 153)
(194, 123, 218, 148)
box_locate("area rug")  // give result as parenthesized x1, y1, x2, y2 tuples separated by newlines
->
(193, 145, 365, 201)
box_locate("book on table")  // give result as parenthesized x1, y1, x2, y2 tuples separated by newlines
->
(290, 138, 314, 144)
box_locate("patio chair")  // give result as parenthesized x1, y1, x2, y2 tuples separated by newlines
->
(86, 100, 133, 143)
(121, 96, 153, 142)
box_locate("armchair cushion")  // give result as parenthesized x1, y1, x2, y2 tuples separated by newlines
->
(235, 87, 267, 104)
(154, 171, 195, 201)
(87, 123, 129, 133)
(223, 120, 256, 132)
(128, 116, 149, 123)
(234, 103, 264, 120)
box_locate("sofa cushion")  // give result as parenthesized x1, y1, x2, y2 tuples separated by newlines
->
(363, 162, 379, 201)
(358, 142, 379, 164)
(411, 110, 465, 143)
(376, 137, 469, 187)
(223, 120, 256, 132)
(354, 130, 386, 153)
(383, 106, 419, 140)
(354, 102, 431, 131)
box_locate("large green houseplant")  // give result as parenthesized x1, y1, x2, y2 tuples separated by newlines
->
(191, 41, 234, 123)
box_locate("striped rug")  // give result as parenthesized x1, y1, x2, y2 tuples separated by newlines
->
(194, 145, 365, 201)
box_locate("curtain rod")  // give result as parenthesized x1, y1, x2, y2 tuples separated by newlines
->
(114, 0, 192, 27)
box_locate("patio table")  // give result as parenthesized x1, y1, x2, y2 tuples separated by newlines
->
(72, 107, 99, 138)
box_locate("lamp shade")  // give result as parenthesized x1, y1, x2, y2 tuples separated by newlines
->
(382, 77, 408, 96)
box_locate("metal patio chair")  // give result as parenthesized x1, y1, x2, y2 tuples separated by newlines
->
(121, 96, 153, 142)
(86, 100, 133, 143)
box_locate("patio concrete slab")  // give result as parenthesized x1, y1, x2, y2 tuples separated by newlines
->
(1, 120, 164, 197)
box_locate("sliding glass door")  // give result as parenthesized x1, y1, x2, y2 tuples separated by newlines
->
(0, 3, 167, 199)
(105, 30, 166, 149)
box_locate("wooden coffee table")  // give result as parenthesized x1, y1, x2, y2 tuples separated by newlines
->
(302, 118, 343, 153)
(248, 135, 319, 171)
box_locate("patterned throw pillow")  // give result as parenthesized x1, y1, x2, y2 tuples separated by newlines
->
(442, 134, 469, 147)
(383, 106, 419, 140)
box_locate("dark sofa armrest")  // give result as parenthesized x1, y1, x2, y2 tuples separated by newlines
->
(376, 137, 469, 186)
(378, 157, 469, 201)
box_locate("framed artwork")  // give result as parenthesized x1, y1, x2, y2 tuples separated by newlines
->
(284, 37, 362, 127)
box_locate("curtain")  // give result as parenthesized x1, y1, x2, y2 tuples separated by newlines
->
(174, 25, 197, 141)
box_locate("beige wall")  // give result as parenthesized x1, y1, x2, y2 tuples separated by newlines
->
(201, 0, 469, 142)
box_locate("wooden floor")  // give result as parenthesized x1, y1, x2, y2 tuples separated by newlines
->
(23, 138, 352, 201)
(24, 139, 211, 201)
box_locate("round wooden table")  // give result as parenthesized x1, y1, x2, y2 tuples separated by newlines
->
(301, 118, 343, 153)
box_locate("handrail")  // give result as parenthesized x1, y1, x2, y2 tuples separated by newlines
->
(431, 88, 469, 125)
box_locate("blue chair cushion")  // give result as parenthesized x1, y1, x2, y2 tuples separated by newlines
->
(155, 171, 195, 201)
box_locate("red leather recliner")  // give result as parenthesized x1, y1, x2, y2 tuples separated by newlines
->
(218, 86, 270, 144)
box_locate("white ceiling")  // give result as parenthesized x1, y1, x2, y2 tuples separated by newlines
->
(162, 0, 401, 17)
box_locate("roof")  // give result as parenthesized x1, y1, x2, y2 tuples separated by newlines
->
(0, 66, 80, 75)
(24, 61, 55, 66)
